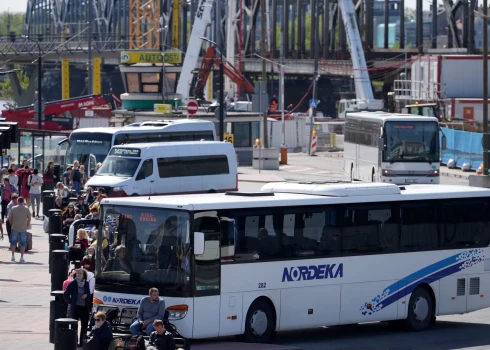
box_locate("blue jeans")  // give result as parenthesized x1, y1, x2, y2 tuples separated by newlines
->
(72, 181, 81, 194)
(130, 320, 155, 335)
(10, 230, 28, 247)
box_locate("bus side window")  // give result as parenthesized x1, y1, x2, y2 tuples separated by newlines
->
(400, 202, 438, 252)
(440, 199, 490, 249)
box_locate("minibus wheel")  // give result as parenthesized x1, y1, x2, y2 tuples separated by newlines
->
(244, 298, 275, 343)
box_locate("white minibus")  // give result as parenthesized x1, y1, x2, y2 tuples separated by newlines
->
(85, 141, 237, 197)
(93, 182, 490, 342)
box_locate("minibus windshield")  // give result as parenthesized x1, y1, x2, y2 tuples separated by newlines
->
(96, 156, 141, 177)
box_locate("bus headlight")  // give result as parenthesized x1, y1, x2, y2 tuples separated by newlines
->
(427, 170, 439, 177)
(166, 305, 188, 320)
(381, 169, 396, 177)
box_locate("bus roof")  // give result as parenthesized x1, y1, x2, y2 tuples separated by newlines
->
(71, 119, 214, 135)
(346, 111, 438, 123)
(101, 183, 490, 211)
(111, 140, 232, 150)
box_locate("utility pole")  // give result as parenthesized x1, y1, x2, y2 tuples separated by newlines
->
(309, 0, 320, 155)
(484, 0, 489, 175)
(261, 0, 268, 148)
(87, 0, 93, 95)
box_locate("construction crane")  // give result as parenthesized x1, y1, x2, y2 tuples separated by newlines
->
(194, 46, 255, 101)
(337, 0, 384, 118)
(176, 0, 215, 102)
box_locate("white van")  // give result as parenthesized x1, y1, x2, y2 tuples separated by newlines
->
(85, 141, 238, 197)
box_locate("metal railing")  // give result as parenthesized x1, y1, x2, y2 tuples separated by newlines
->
(393, 79, 446, 102)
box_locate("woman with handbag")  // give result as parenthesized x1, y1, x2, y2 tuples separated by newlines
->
(84, 311, 113, 350)
(64, 269, 91, 347)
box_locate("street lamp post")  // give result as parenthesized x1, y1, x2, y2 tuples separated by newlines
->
(199, 36, 224, 141)
(10, 33, 43, 131)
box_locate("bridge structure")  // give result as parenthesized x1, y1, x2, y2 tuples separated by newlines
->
(0, 0, 480, 107)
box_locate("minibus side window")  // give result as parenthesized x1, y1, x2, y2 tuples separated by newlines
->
(136, 159, 153, 180)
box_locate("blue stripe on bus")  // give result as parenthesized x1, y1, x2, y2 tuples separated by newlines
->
(360, 249, 485, 315)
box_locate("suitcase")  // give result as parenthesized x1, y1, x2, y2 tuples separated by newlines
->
(17, 232, 32, 252)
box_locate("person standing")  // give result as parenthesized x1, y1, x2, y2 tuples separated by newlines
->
(43, 161, 56, 191)
(5, 194, 18, 243)
(16, 165, 32, 213)
(8, 197, 31, 263)
(7, 169, 18, 191)
(28, 169, 43, 218)
(130, 288, 165, 335)
(63, 268, 91, 347)
(0, 178, 16, 222)
(63, 166, 72, 187)
(70, 161, 82, 194)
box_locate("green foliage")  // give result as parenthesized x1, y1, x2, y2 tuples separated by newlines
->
(0, 70, 30, 100)
(0, 11, 25, 37)
(404, 8, 416, 21)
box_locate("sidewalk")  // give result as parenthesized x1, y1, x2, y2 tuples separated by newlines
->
(0, 214, 52, 350)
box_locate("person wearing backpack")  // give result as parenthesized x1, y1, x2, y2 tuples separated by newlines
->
(70, 161, 82, 194)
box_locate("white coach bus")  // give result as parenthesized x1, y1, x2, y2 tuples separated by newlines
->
(93, 182, 490, 342)
(344, 111, 443, 184)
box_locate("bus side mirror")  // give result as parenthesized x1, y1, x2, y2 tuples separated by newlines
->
(194, 232, 205, 255)
(442, 135, 447, 150)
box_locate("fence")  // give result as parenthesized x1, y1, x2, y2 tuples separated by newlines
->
(440, 127, 483, 170)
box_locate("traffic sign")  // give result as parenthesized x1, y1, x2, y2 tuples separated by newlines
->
(309, 99, 318, 109)
(187, 100, 199, 115)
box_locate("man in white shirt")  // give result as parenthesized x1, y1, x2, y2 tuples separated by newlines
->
(28, 169, 44, 218)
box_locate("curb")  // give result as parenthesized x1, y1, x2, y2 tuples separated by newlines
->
(440, 171, 470, 180)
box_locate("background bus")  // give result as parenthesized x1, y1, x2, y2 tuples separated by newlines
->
(344, 111, 441, 184)
(63, 119, 216, 177)
(94, 182, 490, 342)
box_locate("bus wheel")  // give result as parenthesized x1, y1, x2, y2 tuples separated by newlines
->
(404, 287, 433, 331)
(244, 299, 275, 343)
(208, 189, 216, 193)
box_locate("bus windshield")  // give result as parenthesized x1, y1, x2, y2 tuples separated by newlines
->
(96, 156, 141, 177)
(66, 132, 113, 166)
(383, 121, 439, 163)
(96, 205, 191, 293)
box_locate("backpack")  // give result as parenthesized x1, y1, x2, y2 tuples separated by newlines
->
(126, 335, 145, 350)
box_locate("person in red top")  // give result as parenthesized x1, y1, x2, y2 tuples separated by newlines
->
(1, 178, 16, 221)
(15, 165, 32, 214)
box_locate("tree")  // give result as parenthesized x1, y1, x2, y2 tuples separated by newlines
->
(405, 8, 416, 21)
(0, 11, 25, 37)
(0, 70, 30, 101)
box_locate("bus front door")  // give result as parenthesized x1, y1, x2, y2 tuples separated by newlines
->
(88, 154, 97, 178)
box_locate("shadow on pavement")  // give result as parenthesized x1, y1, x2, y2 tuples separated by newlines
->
(272, 320, 490, 349)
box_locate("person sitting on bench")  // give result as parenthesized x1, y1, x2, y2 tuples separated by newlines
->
(147, 319, 176, 350)
(129, 287, 166, 336)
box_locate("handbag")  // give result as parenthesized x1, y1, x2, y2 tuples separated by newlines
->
(82, 334, 100, 350)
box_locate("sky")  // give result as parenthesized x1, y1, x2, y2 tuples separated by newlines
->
(0, 0, 440, 14)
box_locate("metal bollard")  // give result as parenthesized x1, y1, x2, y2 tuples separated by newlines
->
(42, 190, 55, 217)
(49, 291, 67, 344)
(54, 318, 78, 350)
(49, 234, 66, 273)
(49, 209, 63, 235)
(51, 250, 69, 291)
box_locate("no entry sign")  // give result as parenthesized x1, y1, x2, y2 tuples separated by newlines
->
(187, 100, 198, 115)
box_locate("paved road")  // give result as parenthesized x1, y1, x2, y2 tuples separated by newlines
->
(239, 152, 471, 186)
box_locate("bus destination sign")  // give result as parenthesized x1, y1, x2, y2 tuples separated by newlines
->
(110, 148, 141, 157)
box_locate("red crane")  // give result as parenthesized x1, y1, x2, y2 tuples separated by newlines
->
(194, 46, 255, 101)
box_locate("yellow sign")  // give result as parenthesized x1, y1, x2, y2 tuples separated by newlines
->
(120, 51, 182, 65)
(224, 133, 234, 145)
(154, 104, 173, 114)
